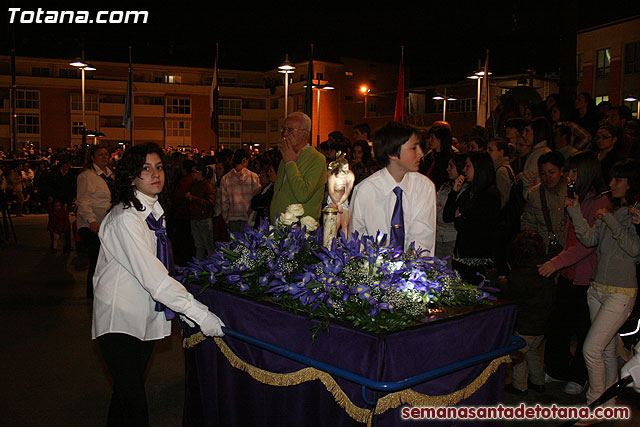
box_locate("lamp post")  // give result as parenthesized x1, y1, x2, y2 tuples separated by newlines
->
(278, 54, 295, 120)
(624, 95, 639, 119)
(360, 86, 370, 118)
(433, 89, 456, 122)
(313, 80, 334, 145)
(467, 70, 491, 123)
(70, 52, 96, 147)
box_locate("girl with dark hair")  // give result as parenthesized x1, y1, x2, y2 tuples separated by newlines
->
(350, 139, 373, 185)
(443, 152, 501, 284)
(76, 144, 113, 298)
(92, 143, 225, 426)
(435, 153, 468, 268)
(595, 123, 624, 185)
(539, 150, 610, 395)
(549, 103, 592, 150)
(420, 124, 453, 190)
(565, 159, 640, 407)
(520, 117, 552, 196)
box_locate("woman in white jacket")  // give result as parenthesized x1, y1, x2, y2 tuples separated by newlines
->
(92, 143, 225, 426)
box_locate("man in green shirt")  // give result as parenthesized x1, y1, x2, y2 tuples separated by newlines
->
(270, 112, 327, 223)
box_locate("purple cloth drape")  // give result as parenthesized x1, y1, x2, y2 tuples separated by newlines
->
(146, 213, 176, 320)
(184, 286, 517, 426)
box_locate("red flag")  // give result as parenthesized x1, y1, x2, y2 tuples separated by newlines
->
(394, 46, 405, 123)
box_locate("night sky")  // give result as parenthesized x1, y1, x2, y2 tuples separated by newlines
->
(2, 1, 640, 86)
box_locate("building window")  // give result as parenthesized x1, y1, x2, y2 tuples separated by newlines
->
(167, 75, 182, 84)
(625, 41, 640, 74)
(220, 120, 241, 138)
(577, 53, 584, 82)
(72, 121, 84, 135)
(344, 120, 353, 125)
(16, 90, 39, 109)
(71, 94, 99, 111)
(595, 95, 609, 105)
(596, 48, 611, 78)
(243, 120, 266, 132)
(60, 69, 78, 79)
(344, 95, 353, 101)
(166, 97, 191, 115)
(242, 98, 266, 109)
(316, 72, 324, 80)
(369, 79, 377, 88)
(218, 99, 241, 116)
(166, 119, 191, 137)
(270, 120, 279, 132)
(345, 71, 353, 76)
(32, 67, 50, 77)
(270, 98, 279, 109)
(368, 103, 377, 112)
(17, 113, 39, 134)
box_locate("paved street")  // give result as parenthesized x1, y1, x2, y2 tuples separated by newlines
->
(0, 214, 184, 426)
(1, 214, 639, 426)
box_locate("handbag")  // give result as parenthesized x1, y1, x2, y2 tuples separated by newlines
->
(540, 185, 563, 257)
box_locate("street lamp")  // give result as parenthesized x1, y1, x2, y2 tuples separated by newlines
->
(278, 54, 295, 120)
(307, 80, 334, 145)
(84, 130, 105, 145)
(360, 86, 370, 118)
(624, 95, 639, 119)
(467, 70, 492, 116)
(433, 90, 456, 122)
(70, 52, 96, 147)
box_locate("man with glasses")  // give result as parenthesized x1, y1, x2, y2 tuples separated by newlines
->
(270, 112, 327, 222)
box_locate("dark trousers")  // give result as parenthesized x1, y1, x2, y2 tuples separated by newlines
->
(544, 275, 591, 383)
(97, 333, 156, 427)
(79, 227, 100, 298)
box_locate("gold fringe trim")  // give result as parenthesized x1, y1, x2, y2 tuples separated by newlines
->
(374, 356, 511, 414)
(184, 332, 511, 426)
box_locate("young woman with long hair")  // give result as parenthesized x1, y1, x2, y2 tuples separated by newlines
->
(566, 159, 640, 407)
(92, 143, 225, 425)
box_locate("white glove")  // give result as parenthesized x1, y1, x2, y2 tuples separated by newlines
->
(200, 312, 225, 337)
(179, 314, 195, 328)
(621, 345, 640, 392)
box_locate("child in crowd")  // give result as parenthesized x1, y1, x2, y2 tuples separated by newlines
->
(349, 121, 436, 254)
(47, 198, 70, 253)
(499, 230, 555, 395)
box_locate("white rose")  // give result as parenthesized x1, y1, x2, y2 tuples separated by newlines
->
(278, 211, 298, 226)
(300, 216, 319, 232)
(286, 204, 305, 217)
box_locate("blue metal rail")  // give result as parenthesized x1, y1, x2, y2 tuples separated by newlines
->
(220, 326, 525, 395)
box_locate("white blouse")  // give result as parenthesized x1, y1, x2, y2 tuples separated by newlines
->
(76, 163, 113, 229)
(92, 191, 213, 341)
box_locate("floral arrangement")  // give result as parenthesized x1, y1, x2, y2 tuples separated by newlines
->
(178, 204, 496, 335)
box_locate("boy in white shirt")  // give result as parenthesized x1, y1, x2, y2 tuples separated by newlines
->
(349, 122, 436, 254)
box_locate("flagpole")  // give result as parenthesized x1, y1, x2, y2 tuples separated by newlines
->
(128, 46, 133, 147)
(394, 46, 405, 123)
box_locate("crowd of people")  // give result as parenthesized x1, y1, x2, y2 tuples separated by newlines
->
(2, 92, 640, 422)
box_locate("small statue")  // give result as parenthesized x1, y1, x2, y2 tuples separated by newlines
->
(326, 152, 355, 232)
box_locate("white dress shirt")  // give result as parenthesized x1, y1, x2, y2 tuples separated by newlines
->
(349, 168, 436, 255)
(92, 191, 214, 341)
(76, 163, 113, 229)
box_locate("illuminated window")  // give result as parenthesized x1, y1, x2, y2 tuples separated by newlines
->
(596, 48, 611, 78)
(166, 97, 191, 115)
(168, 75, 182, 84)
(16, 90, 39, 109)
(595, 95, 609, 104)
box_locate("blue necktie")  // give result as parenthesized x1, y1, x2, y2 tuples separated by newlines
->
(389, 186, 404, 251)
(146, 213, 177, 320)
